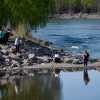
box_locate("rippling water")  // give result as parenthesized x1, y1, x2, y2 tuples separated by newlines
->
(32, 19, 100, 58)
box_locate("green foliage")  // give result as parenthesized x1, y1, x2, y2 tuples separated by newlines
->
(0, 0, 55, 28)
(82, 0, 94, 8)
(73, 0, 81, 7)
(55, 0, 95, 13)
(0, 0, 10, 25)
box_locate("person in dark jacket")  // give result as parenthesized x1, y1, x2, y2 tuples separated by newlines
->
(0, 26, 6, 44)
(83, 50, 90, 68)
(5, 28, 13, 42)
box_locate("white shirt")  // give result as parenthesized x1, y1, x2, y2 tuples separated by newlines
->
(15, 38, 20, 45)
(54, 54, 60, 58)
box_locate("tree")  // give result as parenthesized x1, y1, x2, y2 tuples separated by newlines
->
(54, 0, 97, 14)
(82, 0, 94, 12)
(0, 0, 10, 25)
(0, 0, 55, 37)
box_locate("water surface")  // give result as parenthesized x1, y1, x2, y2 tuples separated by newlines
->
(0, 70, 100, 100)
(32, 19, 100, 58)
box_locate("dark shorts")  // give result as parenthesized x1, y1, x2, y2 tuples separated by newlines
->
(84, 60, 88, 64)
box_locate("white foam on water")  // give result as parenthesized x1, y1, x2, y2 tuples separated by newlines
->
(71, 46, 79, 49)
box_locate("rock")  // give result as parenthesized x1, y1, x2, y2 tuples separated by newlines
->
(37, 56, 50, 63)
(42, 41, 52, 46)
(72, 59, 82, 64)
(90, 58, 99, 63)
(28, 54, 35, 59)
(5, 58, 11, 66)
(5, 58, 10, 62)
(0, 71, 6, 77)
(16, 53, 23, 59)
(23, 59, 28, 66)
(0, 55, 5, 65)
(11, 60, 20, 67)
(35, 47, 52, 56)
(16, 53, 21, 57)
(0, 46, 2, 50)
(2, 55, 9, 59)
(9, 53, 22, 62)
(27, 57, 39, 65)
(1, 49, 9, 55)
(28, 73, 34, 77)
(9, 46, 16, 53)
(9, 53, 17, 59)
(20, 49, 26, 53)
(74, 54, 82, 59)
(27, 59, 34, 66)
(64, 57, 73, 63)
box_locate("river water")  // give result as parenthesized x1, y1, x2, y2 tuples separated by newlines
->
(1, 19, 100, 100)
(0, 70, 100, 100)
(32, 19, 100, 58)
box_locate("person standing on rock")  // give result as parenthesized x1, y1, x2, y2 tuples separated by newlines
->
(54, 52, 61, 63)
(5, 28, 13, 42)
(0, 26, 6, 44)
(83, 50, 90, 69)
(14, 37, 21, 52)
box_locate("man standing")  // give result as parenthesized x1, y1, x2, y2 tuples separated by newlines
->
(83, 50, 90, 69)
(14, 37, 21, 52)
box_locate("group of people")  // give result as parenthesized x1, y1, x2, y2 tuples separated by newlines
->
(0, 26, 12, 44)
(54, 50, 90, 85)
(0, 26, 22, 53)
(0, 25, 90, 67)
(54, 49, 90, 68)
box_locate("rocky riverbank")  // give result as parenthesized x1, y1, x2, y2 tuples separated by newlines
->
(50, 13, 100, 20)
(0, 37, 100, 78)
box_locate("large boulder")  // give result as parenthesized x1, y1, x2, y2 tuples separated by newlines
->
(9, 53, 17, 59)
(23, 59, 28, 66)
(11, 60, 20, 67)
(64, 57, 73, 63)
(1, 49, 9, 55)
(28, 54, 35, 59)
(90, 58, 99, 63)
(0, 54, 5, 66)
(37, 56, 52, 63)
(9, 53, 23, 65)
(72, 58, 82, 64)
(20, 49, 26, 54)
(9, 46, 16, 53)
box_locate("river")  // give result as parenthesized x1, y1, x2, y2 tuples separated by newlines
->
(1, 19, 100, 100)
(32, 19, 100, 58)
(0, 70, 100, 100)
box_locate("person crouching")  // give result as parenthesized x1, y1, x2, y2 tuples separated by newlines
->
(54, 53, 61, 63)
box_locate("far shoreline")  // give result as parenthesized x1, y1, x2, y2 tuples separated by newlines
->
(49, 13, 100, 20)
